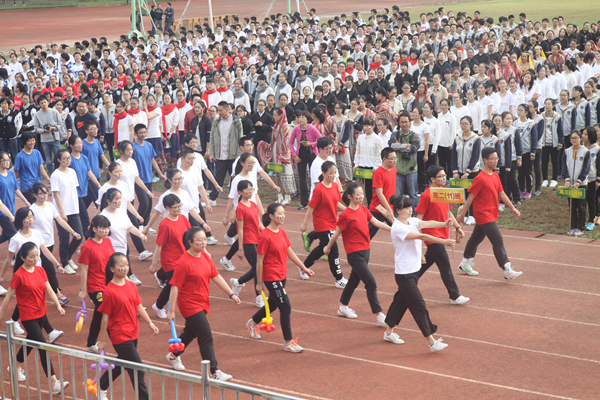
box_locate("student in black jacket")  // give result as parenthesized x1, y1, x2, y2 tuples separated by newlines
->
(355, 70, 373, 105)
(235, 105, 255, 139)
(289, 89, 308, 119)
(251, 100, 275, 152)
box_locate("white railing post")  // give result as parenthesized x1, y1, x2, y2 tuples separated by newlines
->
(201, 360, 210, 400)
(6, 321, 20, 400)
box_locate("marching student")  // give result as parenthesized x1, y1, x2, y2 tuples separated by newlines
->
(14, 132, 50, 204)
(0, 151, 28, 251)
(166, 227, 240, 381)
(515, 103, 538, 200)
(456, 147, 524, 278)
(78, 215, 115, 354)
(583, 127, 600, 231)
(0, 242, 69, 394)
(300, 160, 348, 288)
(415, 166, 469, 305)
(562, 130, 591, 235)
(323, 182, 391, 324)
(246, 203, 314, 352)
(368, 147, 397, 238)
(81, 121, 110, 204)
(97, 252, 159, 400)
(382, 195, 453, 352)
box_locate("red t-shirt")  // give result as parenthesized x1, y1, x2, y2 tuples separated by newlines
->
(117, 75, 127, 89)
(10, 266, 48, 322)
(98, 280, 142, 345)
(169, 252, 218, 318)
(370, 166, 397, 213)
(13, 95, 23, 110)
(78, 238, 115, 292)
(156, 215, 191, 272)
(468, 171, 502, 225)
(42, 86, 65, 101)
(414, 187, 453, 245)
(308, 182, 341, 232)
(236, 201, 260, 244)
(257, 227, 291, 282)
(337, 205, 373, 254)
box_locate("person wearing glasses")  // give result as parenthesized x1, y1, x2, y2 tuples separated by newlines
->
(456, 147, 523, 279)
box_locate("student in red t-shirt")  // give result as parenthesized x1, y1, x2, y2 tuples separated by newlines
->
(230, 180, 266, 308)
(0, 242, 69, 394)
(415, 166, 469, 305)
(456, 147, 523, 279)
(323, 182, 391, 324)
(78, 215, 115, 353)
(300, 161, 348, 288)
(149, 194, 191, 319)
(369, 147, 398, 238)
(246, 203, 314, 353)
(166, 227, 240, 381)
(97, 252, 159, 399)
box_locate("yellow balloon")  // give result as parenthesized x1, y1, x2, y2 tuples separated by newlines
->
(75, 315, 84, 333)
(260, 291, 273, 325)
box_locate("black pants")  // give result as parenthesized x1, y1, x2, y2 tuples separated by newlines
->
(507, 162, 520, 202)
(252, 280, 292, 341)
(155, 269, 174, 310)
(569, 196, 587, 230)
(304, 230, 343, 281)
(518, 154, 533, 193)
(533, 149, 542, 191)
(297, 155, 313, 207)
(340, 250, 382, 313)
(368, 211, 391, 239)
(238, 244, 259, 295)
(210, 159, 234, 201)
(225, 223, 238, 260)
(542, 146, 559, 181)
(127, 209, 146, 254)
(99, 339, 149, 399)
(426, 145, 438, 172)
(585, 185, 596, 224)
(188, 204, 212, 237)
(78, 197, 91, 241)
(105, 134, 115, 163)
(419, 243, 460, 300)
(87, 291, 103, 348)
(40, 245, 59, 294)
(172, 310, 218, 375)
(463, 221, 509, 269)
(10, 260, 53, 332)
(0, 215, 17, 245)
(438, 146, 452, 178)
(135, 183, 152, 227)
(56, 214, 83, 265)
(18, 316, 56, 377)
(82, 182, 99, 238)
(385, 272, 437, 337)
(417, 150, 427, 193)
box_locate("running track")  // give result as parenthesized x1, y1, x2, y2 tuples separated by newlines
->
(0, 191, 599, 399)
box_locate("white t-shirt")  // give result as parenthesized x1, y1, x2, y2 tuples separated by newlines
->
(100, 208, 132, 254)
(231, 156, 261, 193)
(477, 96, 493, 120)
(116, 115, 134, 143)
(30, 202, 59, 246)
(146, 108, 163, 139)
(391, 218, 422, 275)
(154, 189, 195, 217)
(228, 173, 258, 209)
(410, 122, 430, 152)
(176, 154, 207, 182)
(450, 105, 472, 123)
(51, 168, 80, 215)
(8, 229, 44, 266)
(310, 155, 338, 199)
(179, 167, 203, 212)
(491, 92, 513, 115)
(96, 180, 131, 213)
(116, 158, 139, 202)
(423, 117, 441, 153)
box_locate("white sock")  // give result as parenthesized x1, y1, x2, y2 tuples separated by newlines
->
(461, 257, 469, 265)
(504, 262, 512, 271)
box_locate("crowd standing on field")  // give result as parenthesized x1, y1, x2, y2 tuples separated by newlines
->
(1, 4, 600, 396)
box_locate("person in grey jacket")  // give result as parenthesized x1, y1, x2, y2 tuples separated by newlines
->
(208, 101, 243, 204)
(32, 96, 62, 174)
(389, 111, 421, 209)
(164, 3, 175, 32)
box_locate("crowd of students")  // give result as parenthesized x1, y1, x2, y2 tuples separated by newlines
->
(0, 4, 599, 397)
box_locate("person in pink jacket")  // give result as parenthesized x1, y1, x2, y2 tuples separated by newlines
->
(289, 111, 322, 209)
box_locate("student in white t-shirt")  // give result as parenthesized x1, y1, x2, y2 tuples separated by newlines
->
(382, 195, 455, 352)
(309, 137, 341, 200)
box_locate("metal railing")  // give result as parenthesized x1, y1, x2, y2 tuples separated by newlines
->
(2, 321, 304, 400)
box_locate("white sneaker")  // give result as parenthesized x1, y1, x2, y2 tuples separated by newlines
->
(430, 338, 448, 353)
(87, 343, 99, 354)
(152, 303, 167, 319)
(48, 329, 64, 344)
(154, 272, 166, 288)
(219, 257, 235, 271)
(68, 259, 78, 270)
(223, 233, 235, 245)
(282, 195, 291, 205)
(10, 320, 25, 335)
(230, 278, 244, 296)
(334, 277, 348, 289)
(0, 285, 7, 296)
(298, 266, 310, 280)
(246, 319, 261, 340)
(129, 274, 142, 286)
(139, 225, 145, 231)
(52, 380, 69, 395)
(503, 268, 523, 280)
(541, 180, 548, 187)
(498, 204, 505, 212)
(458, 259, 479, 276)
(283, 339, 303, 353)
(63, 264, 76, 275)
(450, 295, 470, 305)
(209, 200, 217, 207)
(549, 180, 558, 188)
(99, 389, 108, 400)
(147, 227, 157, 234)
(255, 294, 265, 308)
(465, 216, 476, 225)
(7, 366, 26, 382)
(384, 332, 404, 344)
(206, 236, 218, 245)
(138, 250, 153, 261)
(166, 353, 185, 371)
(337, 305, 357, 319)
(376, 313, 387, 327)
(211, 370, 232, 381)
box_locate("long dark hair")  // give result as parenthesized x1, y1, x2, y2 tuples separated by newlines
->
(237, 179, 253, 204)
(106, 161, 120, 181)
(342, 182, 361, 206)
(105, 252, 127, 285)
(318, 160, 336, 182)
(183, 227, 206, 250)
(16, 241, 38, 269)
(234, 152, 254, 176)
(54, 149, 70, 170)
(100, 187, 122, 211)
(164, 168, 181, 190)
(87, 214, 111, 239)
(389, 194, 413, 217)
(262, 203, 283, 227)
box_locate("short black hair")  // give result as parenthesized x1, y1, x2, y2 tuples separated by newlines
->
(482, 146, 497, 160)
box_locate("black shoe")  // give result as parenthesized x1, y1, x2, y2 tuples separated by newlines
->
(298, 205, 308, 210)
(513, 201, 521, 207)
(533, 189, 541, 196)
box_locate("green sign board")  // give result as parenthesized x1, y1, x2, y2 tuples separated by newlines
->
(449, 179, 473, 189)
(557, 187, 585, 199)
(266, 163, 285, 174)
(354, 168, 374, 179)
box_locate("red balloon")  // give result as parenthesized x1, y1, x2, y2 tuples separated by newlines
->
(259, 322, 267, 331)
(266, 324, 276, 332)
(177, 343, 185, 352)
(168, 344, 176, 352)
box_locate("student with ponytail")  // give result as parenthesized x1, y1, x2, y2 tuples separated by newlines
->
(322, 182, 391, 323)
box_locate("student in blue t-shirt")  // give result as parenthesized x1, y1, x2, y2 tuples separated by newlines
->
(132, 123, 166, 229)
(67, 135, 102, 238)
(0, 151, 30, 246)
(81, 121, 109, 206)
(14, 132, 50, 204)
